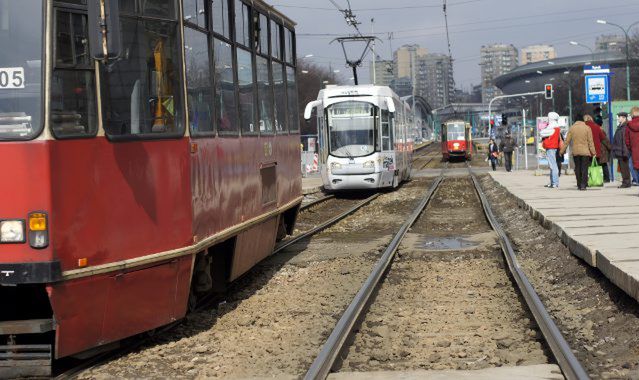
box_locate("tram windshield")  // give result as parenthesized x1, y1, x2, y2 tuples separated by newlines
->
(327, 101, 377, 158)
(446, 122, 465, 141)
(0, 0, 43, 140)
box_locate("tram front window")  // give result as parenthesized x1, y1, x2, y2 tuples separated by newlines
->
(327, 101, 377, 158)
(0, 0, 43, 140)
(447, 123, 465, 141)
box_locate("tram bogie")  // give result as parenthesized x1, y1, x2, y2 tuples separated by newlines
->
(441, 120, 473, 161)
(304, 85, 413, 191)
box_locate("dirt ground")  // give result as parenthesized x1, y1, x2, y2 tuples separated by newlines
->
(336, 177, 550, 373)
(78, 179, 433, 379)
(480, 174, 639, 380)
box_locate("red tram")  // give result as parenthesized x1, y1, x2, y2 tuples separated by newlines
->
(0, 0, 301, 376)
(441, 119, 473, 161)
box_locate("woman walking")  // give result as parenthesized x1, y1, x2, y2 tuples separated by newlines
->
(487, 138, 500, 171)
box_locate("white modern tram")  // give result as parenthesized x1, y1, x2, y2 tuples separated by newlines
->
(304, 85, 413, 191)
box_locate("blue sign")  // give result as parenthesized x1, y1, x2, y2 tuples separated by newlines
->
(585, 75, 609, 104)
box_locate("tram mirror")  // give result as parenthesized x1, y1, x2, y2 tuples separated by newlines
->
(386, 97, 395, 113)
(304, 100, 321, 120)
(88, 0, 122, 60)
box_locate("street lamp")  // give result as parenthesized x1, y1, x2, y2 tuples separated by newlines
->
(569, 41, 596, 63)
(596, 19, 639, 100)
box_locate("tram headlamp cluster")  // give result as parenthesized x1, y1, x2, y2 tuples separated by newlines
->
(0, 212, 49, 248)
(363, 161, 375, 168)
(331, 162, 342, 170)
(0, 220, 25, 243)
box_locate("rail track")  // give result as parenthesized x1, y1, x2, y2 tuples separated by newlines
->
(304, 165, 588, 380)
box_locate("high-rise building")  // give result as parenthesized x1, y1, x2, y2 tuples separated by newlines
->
(369, 58, 394, 86)
(394, 44, 428, 79)
(390, 77, 413, 97)
(416, 53, 455, 109)
(520, 44, 556, 65)
(595, 34, 625, 53)
(480, 44, 518, 103)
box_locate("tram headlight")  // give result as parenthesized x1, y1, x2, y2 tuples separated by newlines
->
(28, 212, 49, 249)
(331, 162, 342, 170)
(363, 160, 375, 168)
(0, 220, 25, 243)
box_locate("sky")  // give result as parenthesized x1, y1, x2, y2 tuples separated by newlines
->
(271, 0, 639, 91)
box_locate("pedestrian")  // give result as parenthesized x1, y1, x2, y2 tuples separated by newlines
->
(593, 106, 603, 127)
(541, 112, 562, 188)
(556, 130, 565, 177)
(625, 107, 639, 190)
(584, 115, 613, 183)
(612, 111, 631, 188)
(499, 132, 517, 172)
(560, 118, 597, 190)
(487, 138, 499, 171)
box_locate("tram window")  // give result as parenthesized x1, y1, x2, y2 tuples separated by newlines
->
(212, 0, 230, 39)
(184, 27, 213, 136)
(51, 10, 97, 138)
(102, 15, 183, 138)
(270, 20, 281, 60)
(284, 28, 294, 65)
(286, 66, 299, 132)
(381, 109, 391, 151)
(234, 0, 250, 47)
(272, 62, 286, 132)
(256, 56, 273, 133)
(213, 38, 238, 134)
(141, 0, 176, 19)
(255, 13, 269, 55)
(237, 48, 255, 134)
(183, 0, 206, 28)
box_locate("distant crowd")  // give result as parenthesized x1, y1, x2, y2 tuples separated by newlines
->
(486, 107, 639, 192)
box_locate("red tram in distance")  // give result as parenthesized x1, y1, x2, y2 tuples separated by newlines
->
(0, 0, 301, 376)
(441, 119, 473, 161)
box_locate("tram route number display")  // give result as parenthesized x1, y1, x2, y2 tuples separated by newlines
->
(0, 67, 25, 89)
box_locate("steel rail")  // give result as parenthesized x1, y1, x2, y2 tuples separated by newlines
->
(304, 171, 445, 380)
(468, 170, 589, 380)
(273, 194, 379, 255)
(300, 195, 335, 212)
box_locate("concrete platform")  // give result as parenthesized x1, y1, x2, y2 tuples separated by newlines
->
(490, 170, 639, 303)
(302, 175, 324, 195)
(328, 364, 563, 379)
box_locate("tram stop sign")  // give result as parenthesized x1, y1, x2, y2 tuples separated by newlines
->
(584, 65, 610, 104)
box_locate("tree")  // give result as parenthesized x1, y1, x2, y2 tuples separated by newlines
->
(297, 61, 345, 136)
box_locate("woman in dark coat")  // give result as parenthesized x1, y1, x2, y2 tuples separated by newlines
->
(487, 139, 499, 171)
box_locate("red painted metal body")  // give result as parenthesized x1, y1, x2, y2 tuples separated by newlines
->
(0, 134, 301, 359)
(441, 121, 473, 161)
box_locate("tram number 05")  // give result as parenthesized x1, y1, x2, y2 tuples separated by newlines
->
(0, 67, 25, 89)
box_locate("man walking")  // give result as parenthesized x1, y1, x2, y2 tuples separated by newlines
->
(499, 132, 517, 172)
(612, 112, 631, 188)
(584, 115, 612, 183)
(625, 107, 639, 191)
(560, 118, 596, 190)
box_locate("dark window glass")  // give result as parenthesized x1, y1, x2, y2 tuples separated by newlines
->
(236, 48, 255, 133)
(256, 13, 268, 55)
(234, 0, 250, 47)
(213, 38, 237, 134)
(183, 0, 206, 28)
(211, 0, 230, 39)
(118, 0, 176, 19)
(0, 0, 43, 140)
(270, 20, 281, 60)
(286, 66, 298, 132)
(285, 28, 294, 64)
(272, 62, 286, 132)
(256, 56, 273, 133)
(102, 17, 183, 137)
(184, 27, 213, 135)
(51, 10, 97, 138)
